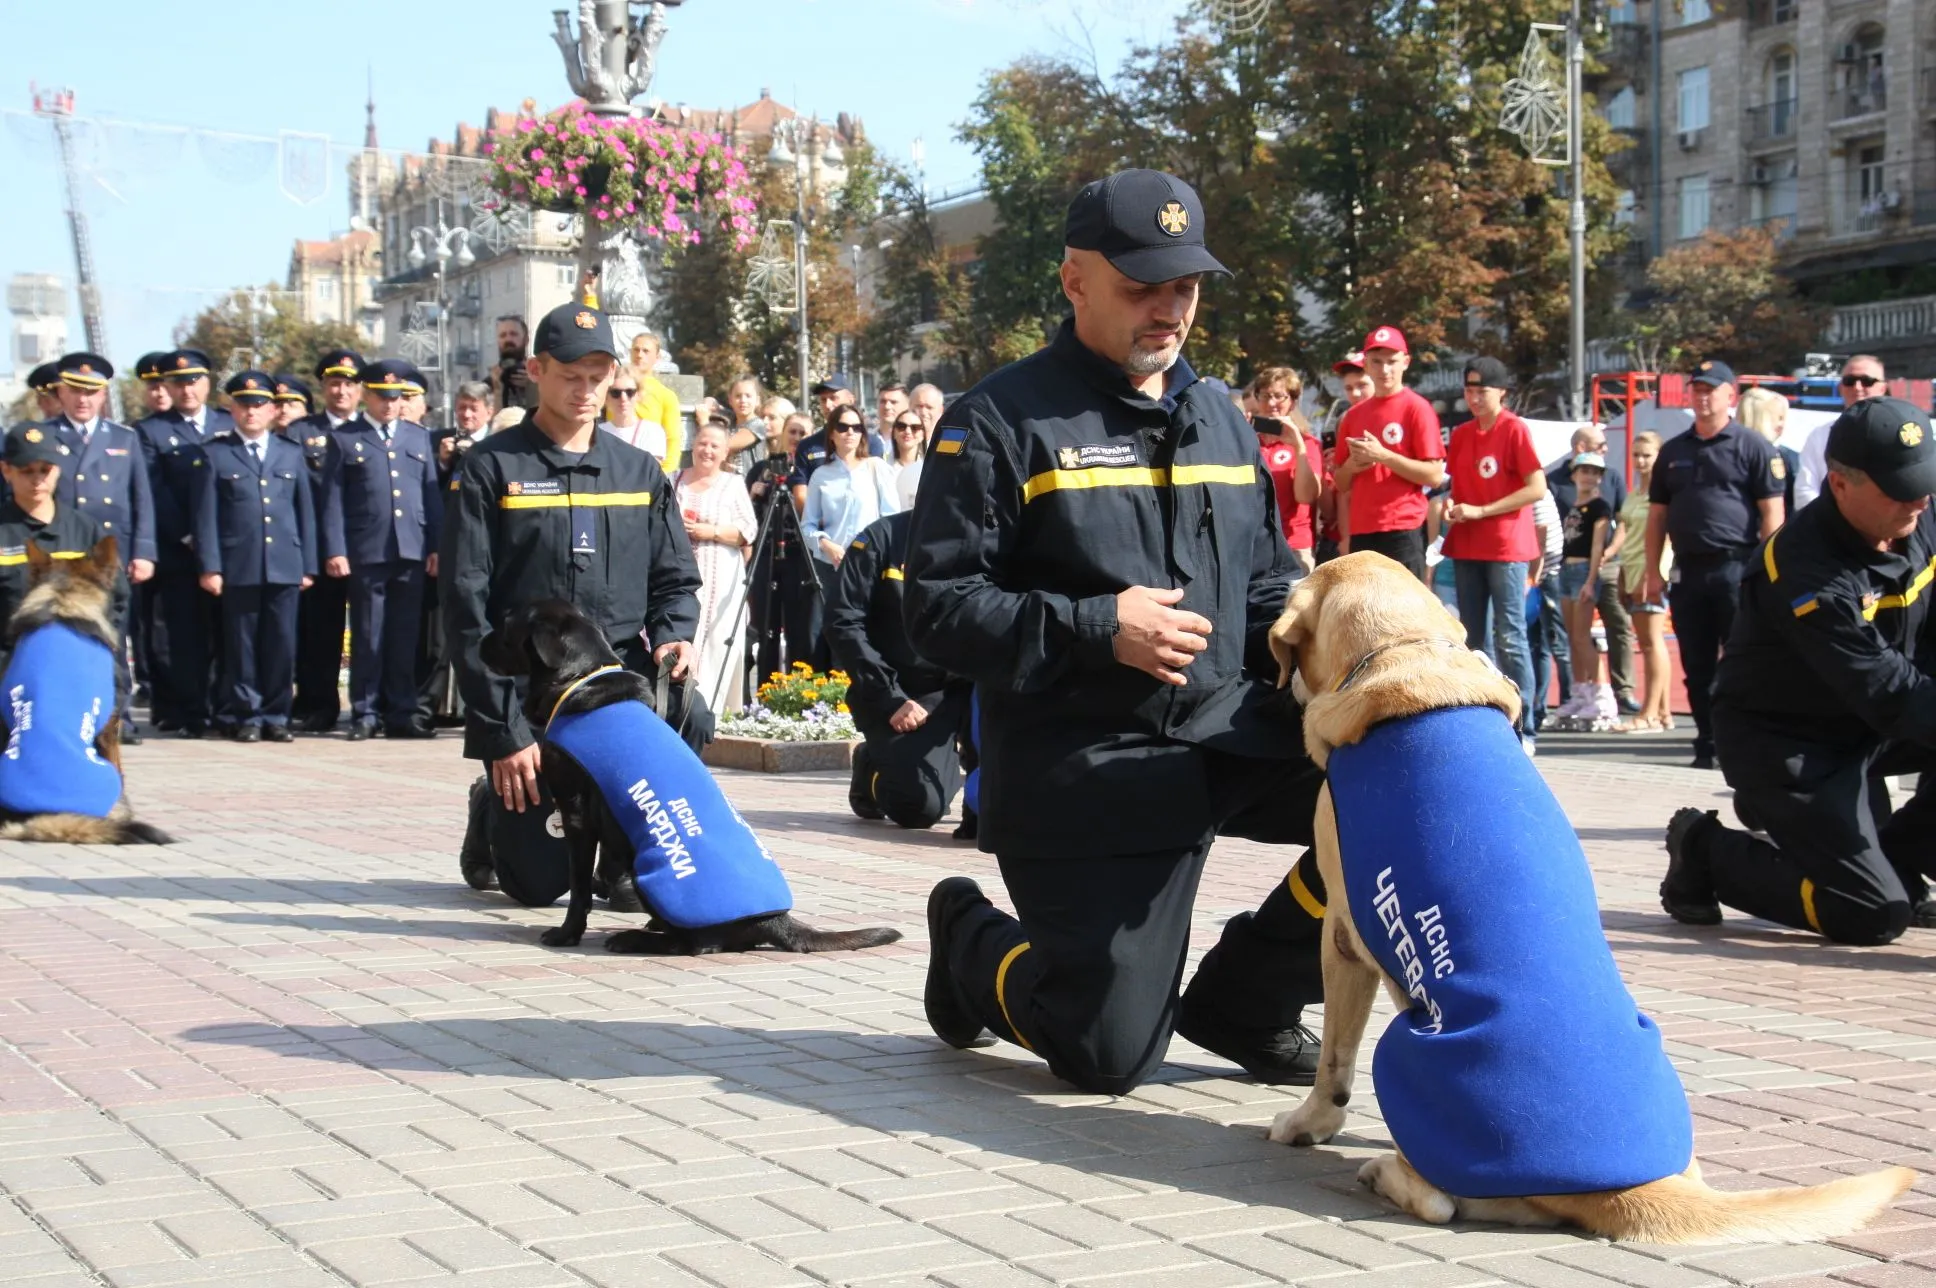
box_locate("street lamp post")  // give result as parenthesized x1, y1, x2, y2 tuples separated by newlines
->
(768, 117, 844, 410)
(408, 205, 475, 426)
(1500, 0, 1587, 420)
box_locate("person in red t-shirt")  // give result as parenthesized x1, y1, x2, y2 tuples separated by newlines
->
(1248, 367, 1324, 575)
(1332, 326, 1445, 579)
(1442, 355, 1548, 747)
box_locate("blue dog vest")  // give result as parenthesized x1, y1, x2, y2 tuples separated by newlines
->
(1328, 704, 1691, 1198)
(0, 624, 122, 819)
(547, 693, 792, 928)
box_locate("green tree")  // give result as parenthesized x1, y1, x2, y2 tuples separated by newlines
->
(1627, 227, 1827, 373)
(175, 289, 367, 384)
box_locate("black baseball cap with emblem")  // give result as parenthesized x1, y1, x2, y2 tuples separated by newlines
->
(1689, 358, 1736, 389)
(4, 422, 67, 467)
(272, 375, 312, 407)
(165, 349, 213, 380)
(1064, 168, 1228, 284)
(56, 352, 113, 390)
(135, 351, 173, 383)
(533, 301, 621, 362)
(224, 371, 276, 405)
(1824, 397, 1936, 502)
(314, 348, 364, 381)
(26, 363, 60, 393)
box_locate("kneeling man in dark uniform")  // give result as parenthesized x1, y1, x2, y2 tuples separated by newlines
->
(824, 509, 973, 830)
(906, 170, 1327, 1095)
(1663, 397, 1936, 944)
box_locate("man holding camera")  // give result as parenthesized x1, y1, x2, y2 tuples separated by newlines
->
(489, 315, 540, 413)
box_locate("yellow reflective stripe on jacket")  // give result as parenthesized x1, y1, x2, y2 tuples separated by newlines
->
(499, 491, 654, 511)
(1865, 555, 1936, 621)
(1763, 534, 1780, 583)
(1019, 462, 1256, 504)
(0, 550, 87, 566)
(882, 567, 905, 582)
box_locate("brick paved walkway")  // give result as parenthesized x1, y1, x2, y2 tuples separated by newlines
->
(0, 733, 1930, 1288)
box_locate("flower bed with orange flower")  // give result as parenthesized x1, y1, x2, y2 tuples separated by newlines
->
(718, 663, 856, 742)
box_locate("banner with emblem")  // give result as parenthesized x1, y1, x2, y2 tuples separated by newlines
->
(278, 132, 331, 206)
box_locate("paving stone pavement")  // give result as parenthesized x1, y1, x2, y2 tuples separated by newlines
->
(0, 731, 1931, 1288)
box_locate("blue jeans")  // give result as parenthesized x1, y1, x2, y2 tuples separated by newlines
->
(1528, 572, 1569, 726)
(1453, 559, 1535, 740)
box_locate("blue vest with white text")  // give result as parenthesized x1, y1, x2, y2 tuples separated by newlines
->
(0, 624, 122, 819)
(1329, 704, 1691, 1197)
(547, 700, 792, 928)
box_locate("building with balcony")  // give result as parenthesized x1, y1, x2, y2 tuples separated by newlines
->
(1601, 0, 1936, 373)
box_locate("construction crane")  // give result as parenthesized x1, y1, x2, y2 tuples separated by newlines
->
(31, 84, 108, 360)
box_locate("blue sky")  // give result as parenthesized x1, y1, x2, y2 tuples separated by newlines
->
(0, 0, 1190, 376)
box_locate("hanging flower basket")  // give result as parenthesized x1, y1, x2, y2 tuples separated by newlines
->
(487, 102, 757, 249)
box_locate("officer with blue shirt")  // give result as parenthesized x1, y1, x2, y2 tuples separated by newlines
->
(272, 375, 312, 430)
(46, 354, 157, 740)
(133, 352, 175, 420)
(320, 358, 443, 740)
(194, 372, 318, 743)
(136, 349, 233, 738)
(1642, 360, 1786, 770)
(286, 349, 362, 732)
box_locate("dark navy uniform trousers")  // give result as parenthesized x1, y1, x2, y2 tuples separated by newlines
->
(347, 561, 425, 729)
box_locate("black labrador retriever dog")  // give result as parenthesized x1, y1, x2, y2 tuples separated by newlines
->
(480, 598, 903, 956)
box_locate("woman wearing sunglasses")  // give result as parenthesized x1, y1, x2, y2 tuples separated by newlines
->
(887, 413, 927, 510)
(801, 407, 900, 574)
(598, 365, 668, 464)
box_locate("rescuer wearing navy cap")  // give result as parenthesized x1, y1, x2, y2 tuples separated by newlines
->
(1664, 396, 1936, 945)
(904, 169, 1329, 1095)
(443, 299, 707, 904)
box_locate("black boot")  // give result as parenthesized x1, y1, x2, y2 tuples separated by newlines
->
(925, 877, 991, 1049)
(1661, 807, 1722, 925)
(458, 777, 498, 892)
(848, 745, 885, 820)
(1175, 927, 1319, 1086)
(951, 806, 979, 842)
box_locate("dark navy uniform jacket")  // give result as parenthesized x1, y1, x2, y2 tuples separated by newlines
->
(825, 510, 958, 728)
(47, 416, 157, 564)
(441, 414, 703, 762)
(193, 432, 319, 586)
(280, 410, 347, 485)
(1713, 496, 1936, 777)
(1647, 420, 1783, 559)
(0, 497, 129, 677)
(902, 319, 1304, 858)
(137, 409, 234, 572)
(320, 415, 443, 566)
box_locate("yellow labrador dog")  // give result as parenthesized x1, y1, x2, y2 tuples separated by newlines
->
(1263, 553, 1914, 1242)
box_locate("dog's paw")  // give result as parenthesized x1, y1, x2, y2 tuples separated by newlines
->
(1358, 1156, 1456, 1224)
(1267, 1100, 1346, 1147)
(539, 926, 584, 948)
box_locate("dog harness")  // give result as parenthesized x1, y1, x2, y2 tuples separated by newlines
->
(0, 623, 121, 819)
(546, 689, 792, 929)
(1328, 704, 1692, 1198)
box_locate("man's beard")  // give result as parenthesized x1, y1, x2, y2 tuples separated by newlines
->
(1124, 339, 1182, 377)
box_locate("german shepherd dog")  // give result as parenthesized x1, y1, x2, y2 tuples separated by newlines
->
(0, 538, 172, 845)
(480, 598, 902, 956)
(1264, 553, 1913, 1243)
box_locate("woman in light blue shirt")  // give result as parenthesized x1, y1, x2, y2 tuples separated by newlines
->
(801, 405, 900, 571)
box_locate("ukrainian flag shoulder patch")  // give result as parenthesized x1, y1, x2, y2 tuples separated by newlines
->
(1791, 593, 1820, 618)
(933, 426, 968, 456)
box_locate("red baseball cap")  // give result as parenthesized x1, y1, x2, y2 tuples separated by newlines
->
(1361, 325, 1409, 355)
(1330, 351, 1366, 374)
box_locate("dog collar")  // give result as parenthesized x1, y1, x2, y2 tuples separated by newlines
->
(1331, 636, 1466, 694)
(546, 665, 626, 730)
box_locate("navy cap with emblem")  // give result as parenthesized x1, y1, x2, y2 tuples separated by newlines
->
(533, 301, 621, 363)
(359, 359, 416, 394)
(224, 370, 276, 405)
(55, 352, 114, 390)
(4, 422, 67, 467)
(164, 349, 213, 380)
(1689, 358, 1736, 389)
(272, 374, 312, 406)
(1064, 168, 1229, 284)
(26, 363, 60, 393)
(135, 351, 173, 382)
(314, 348, 364, 381)
(1824, 397, 1936, 502)
(396, 363, 428, 396)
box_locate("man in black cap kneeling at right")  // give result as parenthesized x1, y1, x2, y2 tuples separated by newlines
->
(1663, 396, 1936, 945)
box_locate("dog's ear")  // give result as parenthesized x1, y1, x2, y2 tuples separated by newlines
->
(23, 542, 51, 579)
(83, 536, 120, 587)
(526, 624, 569, 672)
(1269, 576, 1323, 690)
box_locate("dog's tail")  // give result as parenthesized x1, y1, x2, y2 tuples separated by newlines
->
(768, 916, 903, 953)
(1533, 1164, 1916, 1244)
(0, 813, 174, 845)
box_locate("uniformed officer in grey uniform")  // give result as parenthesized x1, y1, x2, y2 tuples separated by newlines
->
(906, 171, 1327, 1095)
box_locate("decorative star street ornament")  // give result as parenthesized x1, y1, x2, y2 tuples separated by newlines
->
(1208, 0, 1273, 36)
(747, 220, 797, 313)
(397, 303, 441, 368)
(1500, 27, 1568, 163)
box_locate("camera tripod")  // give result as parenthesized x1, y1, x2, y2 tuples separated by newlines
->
(703, 457, 827, 716)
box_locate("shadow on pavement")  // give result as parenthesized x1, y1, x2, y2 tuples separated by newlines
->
(0, 875, 465, 904)
(1607, 921, 1935, 973)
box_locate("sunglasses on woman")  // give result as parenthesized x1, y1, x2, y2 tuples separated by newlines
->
(893, 419, 924, 432)
(607, 387, 638, 398)
(833, 422, 863, 433)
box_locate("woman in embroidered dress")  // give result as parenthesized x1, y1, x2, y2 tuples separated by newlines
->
(675, 422, 757, 712)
